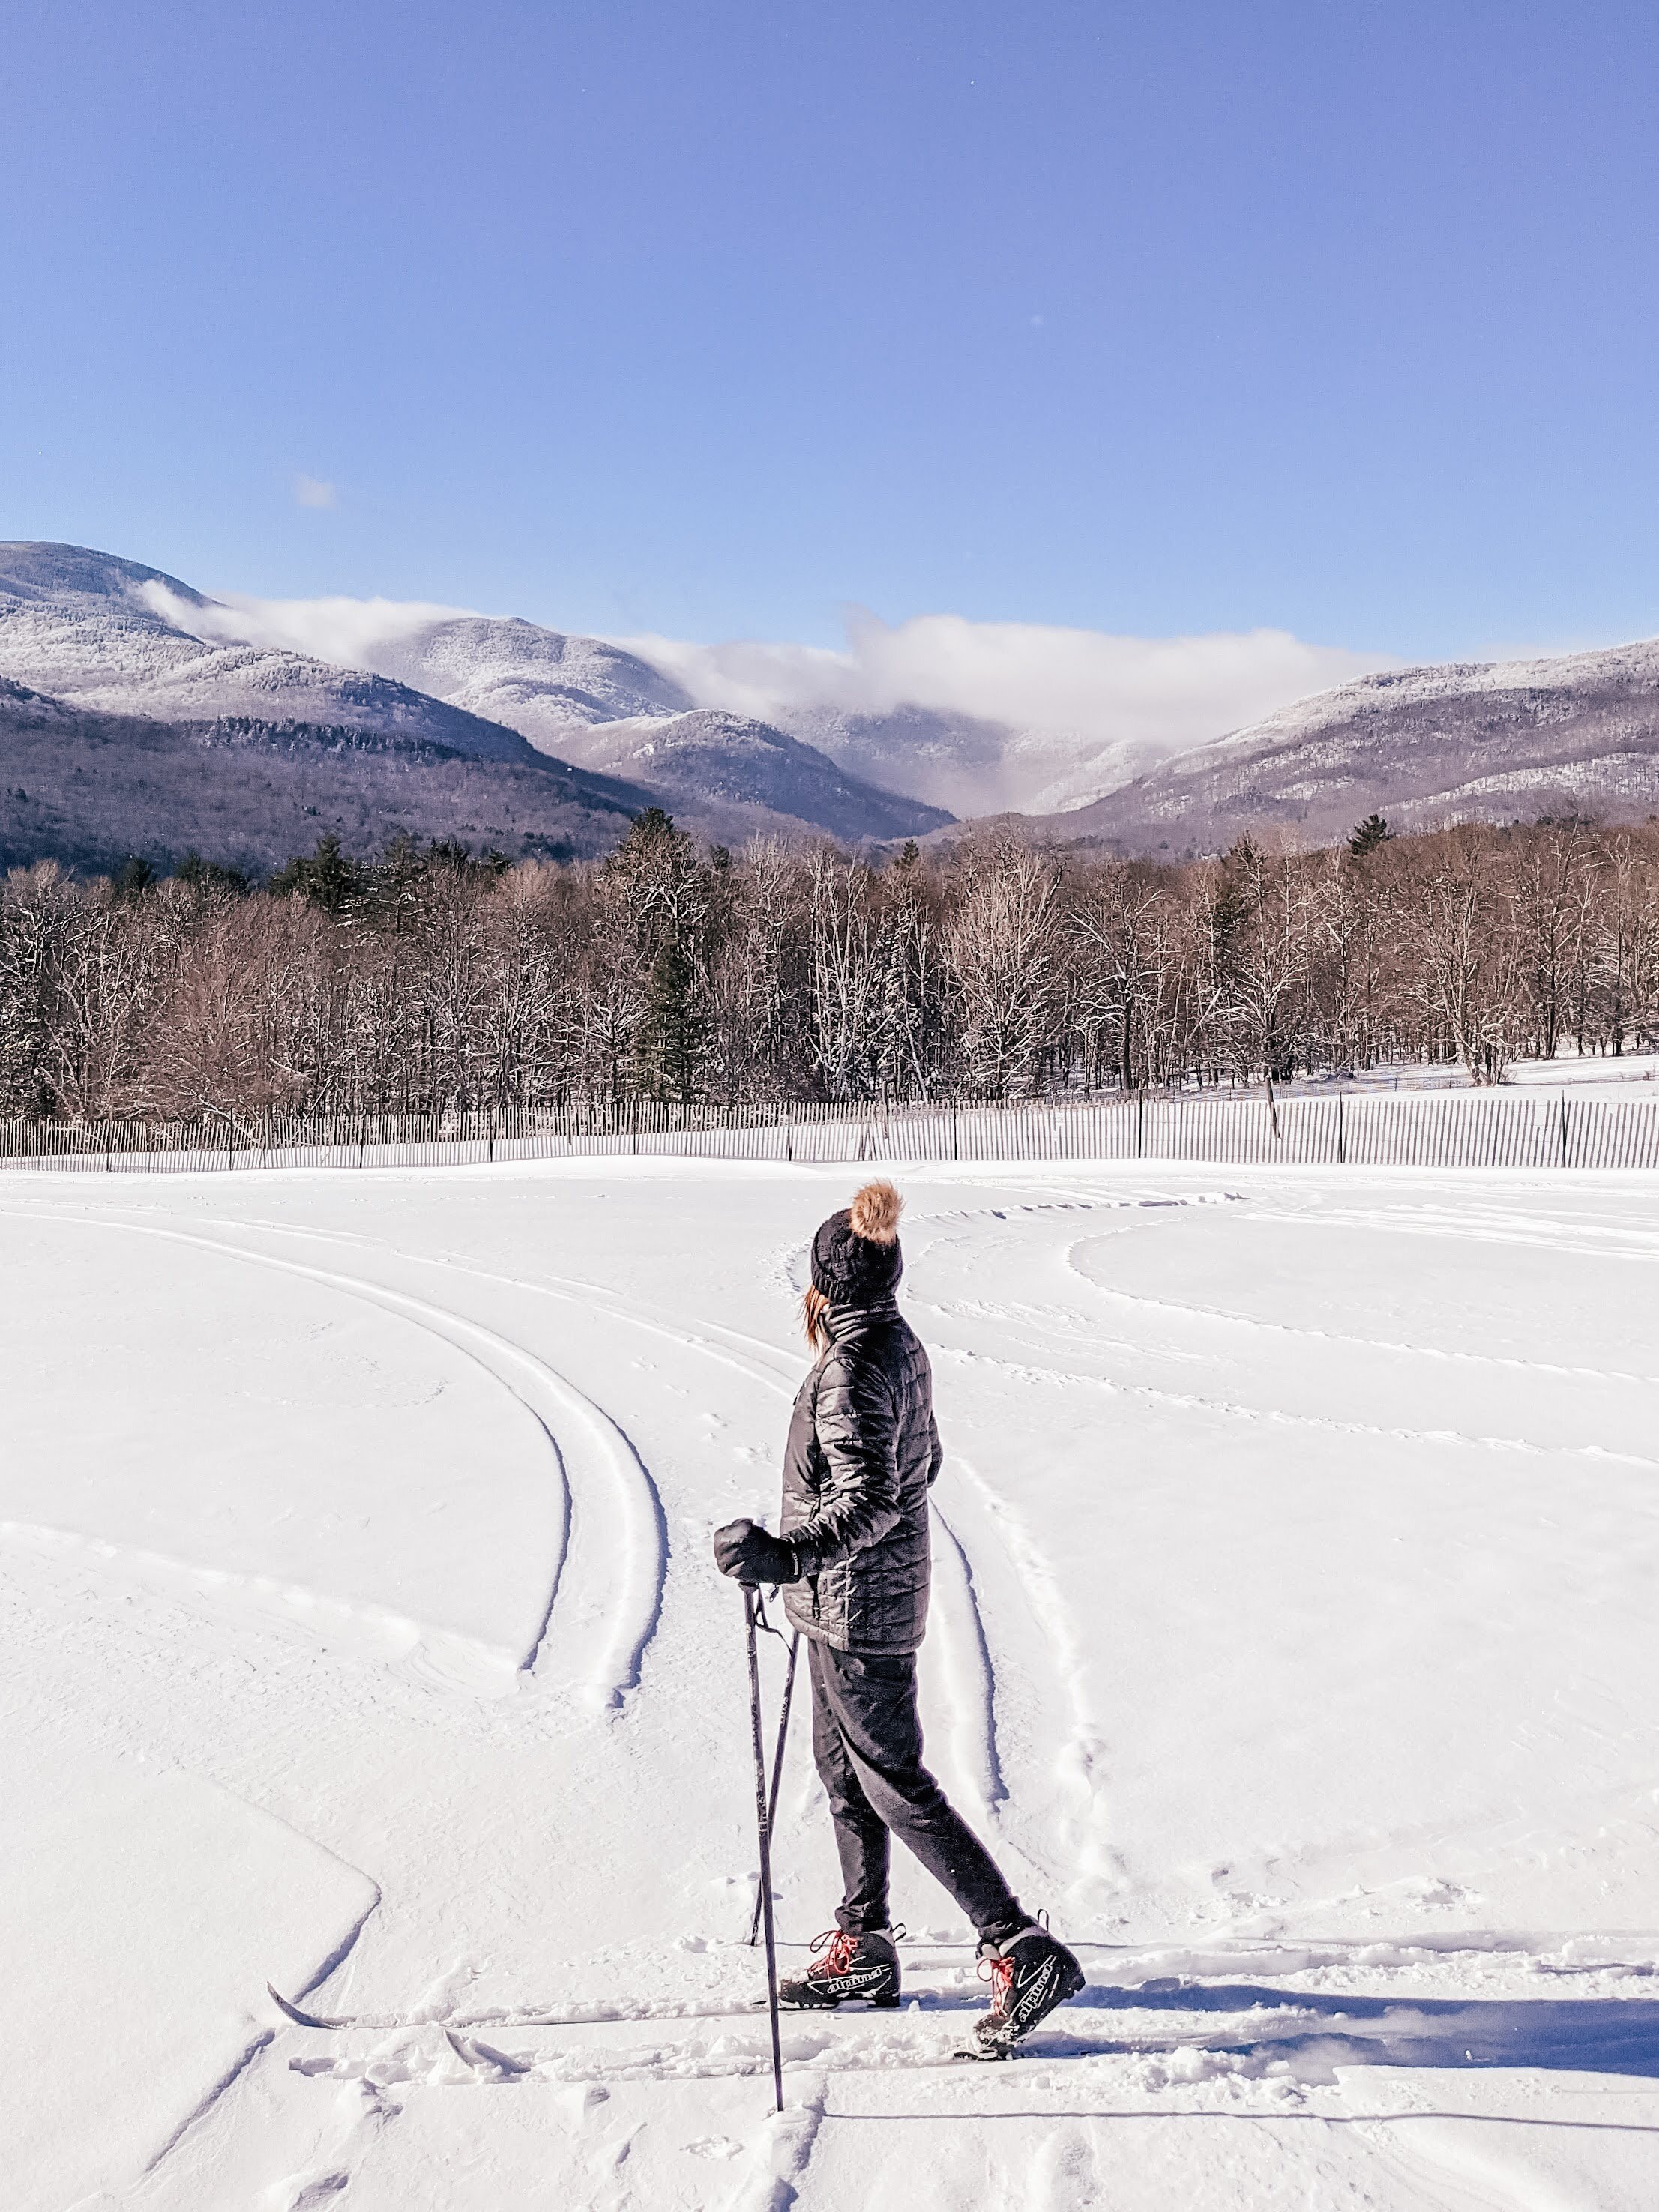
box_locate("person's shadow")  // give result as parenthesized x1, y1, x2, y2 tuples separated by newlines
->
(1017, 1976, 1659, 2079)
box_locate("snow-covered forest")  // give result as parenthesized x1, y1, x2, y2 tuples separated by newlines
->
(4, 811, 1659, 1123)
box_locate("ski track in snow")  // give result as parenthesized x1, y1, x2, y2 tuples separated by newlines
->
(157, 1199, 1089, 2025)
(8, 1192, 1034, 1977)
(945, 1456, 1118, 1908)
(4, 1187, 1057, 2098)
(1059, 1238, 1659, 1387)
(264, 1926, 1659, 2039)
(277, 1962, 1659, 2092)
(933, 1332, 1659, 1471)
(172, 1203, 1001, 1753)
(1292, 1199, 1659, 1266)
(8, 1167, 1659, 2209)
(924, 1506, 1008, 1819)
(0, 1205, 666, 1710)
(1065, 1227, 1659, 1388)
(0, 1514, 505, 1679)
(230, 1202, 1042, 1860)
(171, 1205, 808, 1392)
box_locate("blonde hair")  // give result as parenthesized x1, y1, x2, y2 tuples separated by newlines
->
(801, 1283, 830, 1351)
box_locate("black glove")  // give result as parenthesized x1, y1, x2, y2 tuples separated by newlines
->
(714, 1517, 798, 1586)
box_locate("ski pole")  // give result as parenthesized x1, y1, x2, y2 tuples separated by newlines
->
(744, 1585, 786, 2114)
(747, 1628, 800, 1949)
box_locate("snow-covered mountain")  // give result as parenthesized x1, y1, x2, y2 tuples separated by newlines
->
(32, 538, 1659, 868)
(0, 674, 647, 876)
(772, 702, 1163, 819)
(337, 615, 951, 836)
(0, 546, 544, 766)
(0, 546, 951, 860)
(551, 708, 952, 841)
(365, 614, 696, 744)
(1032, 636, 1659, 855)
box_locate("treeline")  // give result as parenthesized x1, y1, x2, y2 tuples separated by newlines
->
(2, 809, 1657, 1124)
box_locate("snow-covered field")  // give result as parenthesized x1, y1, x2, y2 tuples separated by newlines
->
(5, 1159, 1658, 2211)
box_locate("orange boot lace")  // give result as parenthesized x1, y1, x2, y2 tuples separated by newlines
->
(980, 1949, 1016, 2022)
(811, 1929, 860, 1977)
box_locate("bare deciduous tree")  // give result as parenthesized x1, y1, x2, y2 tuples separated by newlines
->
(6, 816, 1658, 1126)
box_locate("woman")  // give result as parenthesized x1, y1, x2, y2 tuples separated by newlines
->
(714, 1179, 1083, 2058)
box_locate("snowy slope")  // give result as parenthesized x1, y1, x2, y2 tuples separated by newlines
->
(367, 612, 696, 741)
(0, 545, 546, 765)
(4, 1157, 1657, 2208)
(779, 700, 1163, 819)
(1050, 636, 1659, 852)
(555, 707, 955, 840)
(331, 618, 951, 836)
(0, 673, 648, 874)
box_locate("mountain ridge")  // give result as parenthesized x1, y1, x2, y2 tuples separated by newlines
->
(0, 543, 548, 765)
(990, 634, 1659, 855)
(0, 675, 652, 876)
(0, 545, 950, 859)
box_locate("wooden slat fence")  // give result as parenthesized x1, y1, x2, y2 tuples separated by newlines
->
(1, 1091, 1658, 1173)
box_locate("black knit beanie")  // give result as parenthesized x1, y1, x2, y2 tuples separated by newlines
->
(810, 1180, 904, 1306)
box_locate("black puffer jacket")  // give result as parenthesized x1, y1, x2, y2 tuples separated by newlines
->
(780, 1298, 942, 1654)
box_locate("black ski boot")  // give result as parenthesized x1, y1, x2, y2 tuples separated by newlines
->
(968, 1925, 1085, 2058)
(778, 1928, 901, 2010)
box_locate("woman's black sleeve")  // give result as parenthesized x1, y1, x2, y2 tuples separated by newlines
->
(788, 1350, 902, 1574)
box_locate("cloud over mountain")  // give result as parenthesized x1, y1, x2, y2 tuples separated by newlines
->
(193, 592, 1394, 818)
(1032, 636, 1659, 855)
(627, 609, 1389, 755)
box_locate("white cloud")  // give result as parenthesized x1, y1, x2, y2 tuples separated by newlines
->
(293, 474, 338, 510)
(152, 586, 1399, 815)
(154, 589, 475, 670)
(623, 609, 1391, 750)
(618, 611, 1398, 811)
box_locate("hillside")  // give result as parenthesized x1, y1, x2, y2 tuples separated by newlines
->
(366, 613, 696, 742)
(1038, 636, 1659, 855)
(0, 546, 951, 864)
(335, 614, 951, 836)
(0, 545, 547, 766)
(553, 707, 954, 842)
(0, 678, 646, 874)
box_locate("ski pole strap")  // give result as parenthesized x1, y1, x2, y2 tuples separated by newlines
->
(751, 1586, 789, 1639)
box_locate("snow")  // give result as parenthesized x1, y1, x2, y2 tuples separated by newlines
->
(0, 558, 535, 761)
(4, 1157, 1658, 2208)
(1201, 633, 1659, 765)
(1502, 1047, 1659, 1095)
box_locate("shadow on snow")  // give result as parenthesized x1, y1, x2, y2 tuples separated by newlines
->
(1039, 1979, 1659, 2079)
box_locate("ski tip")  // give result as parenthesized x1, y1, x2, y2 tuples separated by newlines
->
(268, 1983, 338, 2030)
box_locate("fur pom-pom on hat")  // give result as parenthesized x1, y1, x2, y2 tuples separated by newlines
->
(810, 1180, 906, 1307)
(849, 1179, 903, 1244)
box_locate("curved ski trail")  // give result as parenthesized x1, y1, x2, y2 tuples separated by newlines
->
(3, 1206, 666, 1711)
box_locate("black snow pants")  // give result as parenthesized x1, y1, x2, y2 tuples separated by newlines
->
(807, 1638, 1025, 1941)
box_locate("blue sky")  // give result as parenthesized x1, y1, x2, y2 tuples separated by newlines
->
(4, 0, 1659, 661)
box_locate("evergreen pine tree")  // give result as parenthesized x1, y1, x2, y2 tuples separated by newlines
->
(1348, 813, 1394, 858)
(639, 936, 704, 1103)
(269, 833, 366, 912)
